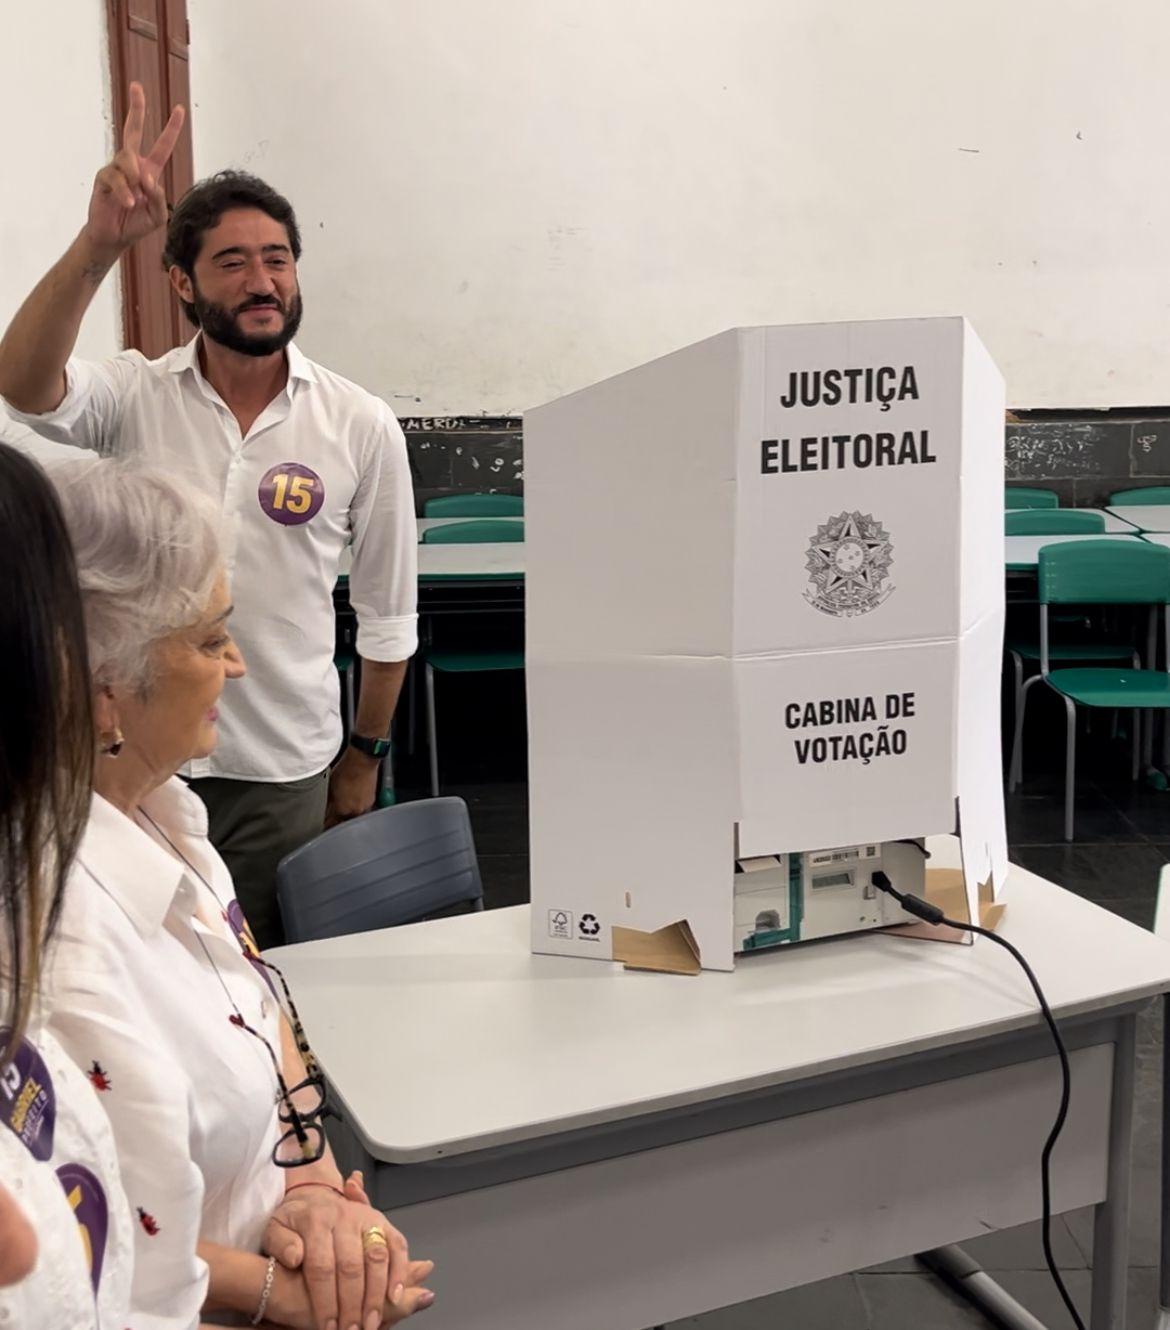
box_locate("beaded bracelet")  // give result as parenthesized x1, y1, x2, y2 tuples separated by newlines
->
(252, 1255, 277, 1325)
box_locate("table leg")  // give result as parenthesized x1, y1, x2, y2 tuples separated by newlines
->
(1158, 994, 1170, 1329)
(1090, 1011, 1136, 1330)
(921, 1014, 1136, 1330)
(920, 1246, 1049, 1328)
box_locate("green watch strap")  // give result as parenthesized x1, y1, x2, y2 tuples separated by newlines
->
(349, 733, 392, 759)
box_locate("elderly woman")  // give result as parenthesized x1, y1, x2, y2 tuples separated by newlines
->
(43, 457, 434, 1330)
(0, 442, 134, 1326)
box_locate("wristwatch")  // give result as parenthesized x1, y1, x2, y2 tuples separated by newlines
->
(348, 732, 392, 760)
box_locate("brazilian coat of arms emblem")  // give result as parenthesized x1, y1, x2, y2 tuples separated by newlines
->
(804, 511, 894, 617)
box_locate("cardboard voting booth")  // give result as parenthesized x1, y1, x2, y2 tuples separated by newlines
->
(525, 318, 1007, 972)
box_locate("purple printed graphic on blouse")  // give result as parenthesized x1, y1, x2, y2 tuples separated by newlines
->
(0, 1029, 56, 1160)
(258, 461, 325, 526)
(226, 898, 278, 997)
(56, 1163, 108, 1293)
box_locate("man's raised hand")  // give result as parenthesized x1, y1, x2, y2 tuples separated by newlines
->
(85, 82, 185, 260)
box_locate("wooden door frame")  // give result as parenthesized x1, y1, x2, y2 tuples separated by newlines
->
(106, 0, 193, 356)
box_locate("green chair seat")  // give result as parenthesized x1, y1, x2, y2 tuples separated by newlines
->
(424, 494, 523, 517)
(1004, 509, 1105, 535)
(1005, 486, 1059, 509)
(1109, 486, 1170, 506)
(424, 649, 525, 674)
(1044, 668, 1170, 709)
(422, 519, 524, 544)
(1005, 640, 1136, 663)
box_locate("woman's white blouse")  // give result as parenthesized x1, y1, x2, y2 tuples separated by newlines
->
(0, 1023, 133, 1329)
(46, 779, 286, 1330)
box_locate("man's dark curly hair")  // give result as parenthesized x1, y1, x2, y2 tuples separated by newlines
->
(162, 170, 302, 326)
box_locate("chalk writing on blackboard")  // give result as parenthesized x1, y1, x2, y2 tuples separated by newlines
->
(399, 416, 523, 433)
(1006, 425, 1110, 479)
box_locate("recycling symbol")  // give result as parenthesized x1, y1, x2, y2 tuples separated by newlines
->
(578, 913, 600, 937)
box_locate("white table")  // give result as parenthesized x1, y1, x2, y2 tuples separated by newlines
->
(1142, 534, 1170, 552)
(336, 542, 526, 583)
(270, 846, 1170, 1330)
(1005, 531, 1141, 570)
(1108, 506, 1170, 533)
(1051, 509, 1142, 533)
(416, 541, 525, 581)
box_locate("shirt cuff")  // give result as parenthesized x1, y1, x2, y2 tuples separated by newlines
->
(2, 359, 93, 432)
(356, 613, 419, 662)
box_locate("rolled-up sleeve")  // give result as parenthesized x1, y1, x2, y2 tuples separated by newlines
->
(48, 970, 206, 1330)
(2, 353, 142, 455)
(348, 405, 418, 661)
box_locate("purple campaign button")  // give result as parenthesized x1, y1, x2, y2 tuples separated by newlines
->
(226, 898, 277, 996)
(56, 1163, 108, 1294)
(0, 1029, 55, 1161)
(258, 462, 325, 526)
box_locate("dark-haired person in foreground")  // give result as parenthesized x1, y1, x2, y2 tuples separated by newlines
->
(0, 82, 418, 950)
(0, 442, 135, 1325)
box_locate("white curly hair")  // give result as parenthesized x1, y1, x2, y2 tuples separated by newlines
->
(48, 457, 223, 693)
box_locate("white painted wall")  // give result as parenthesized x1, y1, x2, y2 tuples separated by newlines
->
(0, 1, 121, 370)
(189, 0, 1170, 411)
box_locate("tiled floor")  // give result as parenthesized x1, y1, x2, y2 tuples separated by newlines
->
(395, 671, 1170, 1328)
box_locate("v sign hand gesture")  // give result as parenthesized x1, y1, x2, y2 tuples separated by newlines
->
(0, 82, 185, 415)
(86, 82, 185, 262)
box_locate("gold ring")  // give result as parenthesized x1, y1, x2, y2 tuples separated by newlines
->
(362, 1227, 389, 1252)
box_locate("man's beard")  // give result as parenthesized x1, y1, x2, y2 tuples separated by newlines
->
(193, 288, 304, 357)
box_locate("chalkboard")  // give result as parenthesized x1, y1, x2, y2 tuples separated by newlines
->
(1005, 423, 1132, 480)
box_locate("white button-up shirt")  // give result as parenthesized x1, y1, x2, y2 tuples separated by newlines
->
(46, 779, 288, 1330)
(5, 338, 418, 781)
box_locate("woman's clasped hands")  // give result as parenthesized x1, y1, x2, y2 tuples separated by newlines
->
(262, 1171, 435, 1330)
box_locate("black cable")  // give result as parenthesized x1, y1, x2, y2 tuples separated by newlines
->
(872, 871, 1086, 1330)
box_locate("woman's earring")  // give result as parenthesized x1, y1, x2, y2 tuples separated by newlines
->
(101, 728, 124, 758)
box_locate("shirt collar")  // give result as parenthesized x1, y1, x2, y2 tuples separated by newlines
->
(75, 779, 209, 940)
(168, 335, 317, 385)
(167, 335, 202, 374)
(284, 340, 316, 384)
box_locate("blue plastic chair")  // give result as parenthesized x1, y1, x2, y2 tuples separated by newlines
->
(276, 797, 485, 943)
